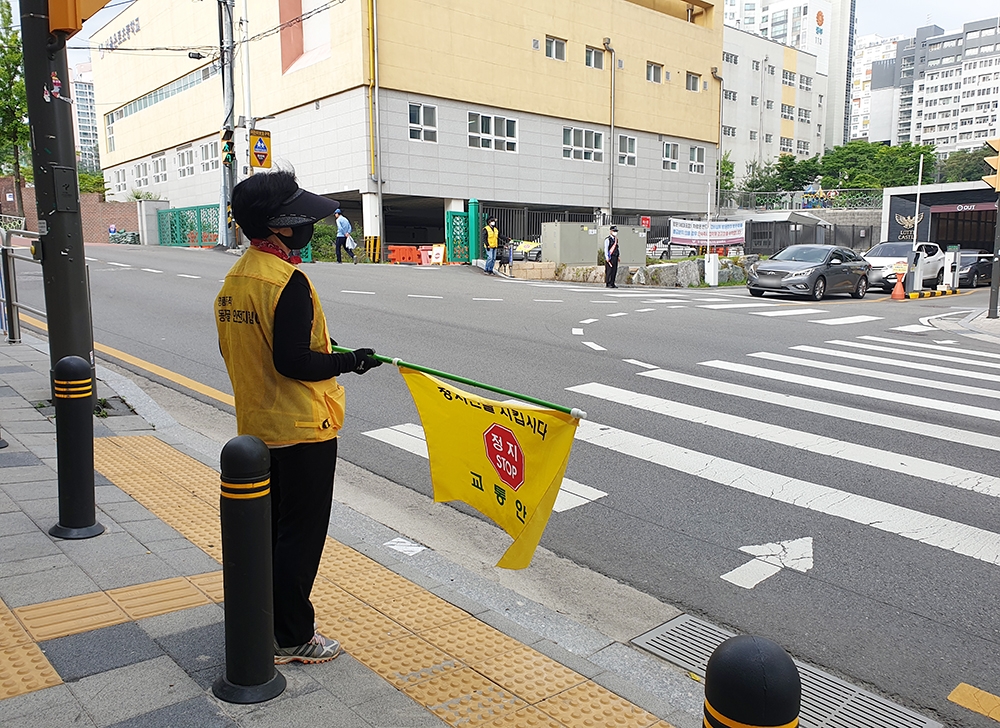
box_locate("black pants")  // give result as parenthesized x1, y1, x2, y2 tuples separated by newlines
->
(605, 254, 619, 286)
(269, 437, 338, 647)
(335, 236, 355, 263)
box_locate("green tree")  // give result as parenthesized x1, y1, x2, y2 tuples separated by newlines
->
(0, 0, 27, 216)
(939, 146, 993, 183)
(738, 159, 780, 192)
(718, 150, 735, 191)
(819, 139, 935, 189)
(77, 171, 106, 195)
(773, 153, 822, 191)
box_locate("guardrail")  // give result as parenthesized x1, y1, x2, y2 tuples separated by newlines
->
(0, 215, 27, 232)
(1, 229, 46, 344)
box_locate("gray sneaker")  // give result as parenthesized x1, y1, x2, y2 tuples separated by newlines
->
(274, 632, 342, 664)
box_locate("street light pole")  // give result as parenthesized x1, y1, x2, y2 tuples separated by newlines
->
(603, 38, 615, 221)
(218, 0, 237, 248)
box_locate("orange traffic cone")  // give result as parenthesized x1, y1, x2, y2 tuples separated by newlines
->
(891, 273, 906, 300)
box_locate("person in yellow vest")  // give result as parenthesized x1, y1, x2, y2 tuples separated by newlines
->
(216, 170, 382, 664)
(481, 216, 506, 276)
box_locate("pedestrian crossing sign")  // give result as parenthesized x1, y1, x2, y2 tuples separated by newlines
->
(249, 130, 271, 168)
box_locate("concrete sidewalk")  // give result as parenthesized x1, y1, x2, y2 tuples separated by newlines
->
(0, 335, 700, 728)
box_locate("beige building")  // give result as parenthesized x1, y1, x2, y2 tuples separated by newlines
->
(92, 0, 723, 242)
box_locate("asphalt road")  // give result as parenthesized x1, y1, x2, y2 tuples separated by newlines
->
(12, 242, 1000, 727)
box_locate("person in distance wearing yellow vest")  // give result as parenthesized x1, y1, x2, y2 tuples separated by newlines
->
(216, 170, 382, 664)
(481, 216, 507, 276)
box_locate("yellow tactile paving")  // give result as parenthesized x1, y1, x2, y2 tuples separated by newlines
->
(484, 705, 570, 728)
(374, 589, 471, 633)
(406, 667, 527, 727)
(0, 643, 61, 698)
(14, 592, 128, 642)
(421, 618, 524, 665)
(0, 602, 31, 649)
(475, 645, 587, 704)
(333, 568, 425, 605)
(353, 634, 463, 688)
(319, 539, 381, 577)
(188, 571, 225, 602)
(108, 577, 211, 620)
(317, 605, 409, 653)
(310, 576, 366, 615)
(536, 681, 660, 728)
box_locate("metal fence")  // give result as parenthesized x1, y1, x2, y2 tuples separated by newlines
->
(719, 188, 883, 212)
(1, 230, 45, 345)
(157, 205, 219, 246)
(0, 215, 26, 232)
(745, 222, 876, 257)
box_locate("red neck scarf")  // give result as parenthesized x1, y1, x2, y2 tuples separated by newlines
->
(250, 238, 301, 265)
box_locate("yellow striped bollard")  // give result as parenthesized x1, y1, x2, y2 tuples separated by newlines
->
(704, 635, 801, 728)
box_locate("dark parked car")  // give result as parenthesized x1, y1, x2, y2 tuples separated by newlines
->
(956, 249, 992, 288)
(747, 244, 872, 300)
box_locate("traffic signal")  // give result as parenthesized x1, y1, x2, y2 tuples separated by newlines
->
(984, 138, 1000, 192)
(49, 0, 110, 37)
(221, 130, 235, 167)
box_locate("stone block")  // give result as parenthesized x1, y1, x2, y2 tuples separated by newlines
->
(676, 260, 701, 288)
(648, 264, 678, 288)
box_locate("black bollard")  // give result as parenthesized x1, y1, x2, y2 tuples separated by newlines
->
(49, 356, 104, 539)
(704, 635, 801, 728)
(212, 435, 286, 704)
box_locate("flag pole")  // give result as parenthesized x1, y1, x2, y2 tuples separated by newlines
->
(331, 346, 587, 419)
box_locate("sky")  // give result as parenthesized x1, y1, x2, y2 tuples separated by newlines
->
(852, 0, 992, 39)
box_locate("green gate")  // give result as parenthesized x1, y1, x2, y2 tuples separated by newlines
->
(157, 205, 220, 246)
(445, 199, 480, 264)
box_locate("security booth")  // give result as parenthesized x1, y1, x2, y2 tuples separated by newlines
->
(738, 211, 832, 256)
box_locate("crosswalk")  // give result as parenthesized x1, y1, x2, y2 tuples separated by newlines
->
(361, 332, 1000, 577)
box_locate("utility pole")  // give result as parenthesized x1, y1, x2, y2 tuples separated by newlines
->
(982, 138, 1000, 318)
(21, 0, 101, 373)
(218, 0, 236, 248)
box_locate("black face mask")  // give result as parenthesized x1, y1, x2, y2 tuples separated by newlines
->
(276, 222, 314, 251)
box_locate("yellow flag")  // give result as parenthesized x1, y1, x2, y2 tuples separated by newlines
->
(399, 367, 579, 569)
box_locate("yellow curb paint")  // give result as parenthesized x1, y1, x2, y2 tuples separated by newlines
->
(949, 683, 1000, 722)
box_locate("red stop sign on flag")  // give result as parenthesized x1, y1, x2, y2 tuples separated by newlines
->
(484, 424, 524, 491)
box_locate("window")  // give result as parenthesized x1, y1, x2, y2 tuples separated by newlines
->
(723, 89, 737, 101)
(686, 72, 701, 91)
(688, 146, 705, 174)
(177, 148, 194, 178)
(749, 130, 758, 140)
(585, 47, 604, 69)
(782, 70, 796, 86)
(781, 103, 794, 119)
(765, 133, 773, 143)
(766, 100, 774, 109)
(618, 135, 636, 166)
(767, 64, 776, 75)
(722, 125, 736, 137)
(723, 52, 739, 64)
(751, 95, 759, 106)
(408, 103, 437, 142)
(798, 108, 811, 123)
(797, 140, 810, 154)
(780, 136, 793, 153)
(647, 62, 663, 83)
(662, 142, 679, 171)
(200, 141, 220, 172)
(545, 36, 566, 61)
(468, 113, 518, 152)
(563, 127, 603, 162)
(752, 60, 761, 70)
(799, 74, 812, 90)
(152, 155, 167, 184)
(113, 169, 125, 192)
(133, 162, 148, 187)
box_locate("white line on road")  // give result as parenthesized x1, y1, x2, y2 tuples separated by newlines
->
(408, 294, 443, 299)
(721, 560, 782, 589)
(858, 335, 1000, 361)
(669, 305, 687, 309)
(635, 308, 656, 312)
(177, 274, 200, 279)
(589, 300, 619, 304)
(892, 324, 936, 333)
(473, 298, 503, 301)
(108, 262, 131, 268)
(623, 359, 657, 369)
(831, 339, 1000, 370)
(574, 419, 1000, 567)
(579, 319, 598, 324)
(141, 268, 163, 274)
(699, 302, 777, 309)
(749, 351, 1000, 401)
(568, 382, 1000, 499)
(791, 345, 1000, 384)
(582, 342, 606, 351)
(342, 290, 376, 295)
(362, 424, 606, 511)
(751, 308, 828, 317)
(808, 315, 883, 325)
(640, 367, 1000, 452)
(572, 328, 584, 335)
(607, 312, 628, 318)
(701, 359, 1000, 424)
(85, 257, 98, 262)
(534, 299, 564, 303)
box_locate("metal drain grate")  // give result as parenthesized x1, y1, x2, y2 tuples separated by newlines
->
(631, 615, 942, 728)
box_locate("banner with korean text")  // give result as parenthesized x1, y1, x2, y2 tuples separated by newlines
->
(399, 367, 579, 569)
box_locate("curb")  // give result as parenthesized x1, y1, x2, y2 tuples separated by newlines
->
(905, 289, 958, 299)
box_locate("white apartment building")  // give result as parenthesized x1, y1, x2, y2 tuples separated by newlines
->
(849, 34, 902, 140)
(722, 0, 855, 150)
(722, 27, 827, 181)
(869, 18, 999, 158)
(71, 63, 100, 172)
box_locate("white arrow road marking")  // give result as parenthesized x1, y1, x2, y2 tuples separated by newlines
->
(721, 537, 813, 589)
(361, 424, 607, 512)
(383, 537, 426, 556)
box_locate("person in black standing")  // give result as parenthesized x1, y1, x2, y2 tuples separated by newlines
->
(604, 226, 620, 288)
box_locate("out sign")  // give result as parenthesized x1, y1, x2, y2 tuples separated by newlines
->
(484, 424, 524, 491)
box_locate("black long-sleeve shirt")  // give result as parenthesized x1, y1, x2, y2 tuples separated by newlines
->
(272, 270, 357, 381)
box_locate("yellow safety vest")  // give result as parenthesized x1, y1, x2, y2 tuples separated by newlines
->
(484, 225, 499, 249)
(216, 247, 345, 446)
